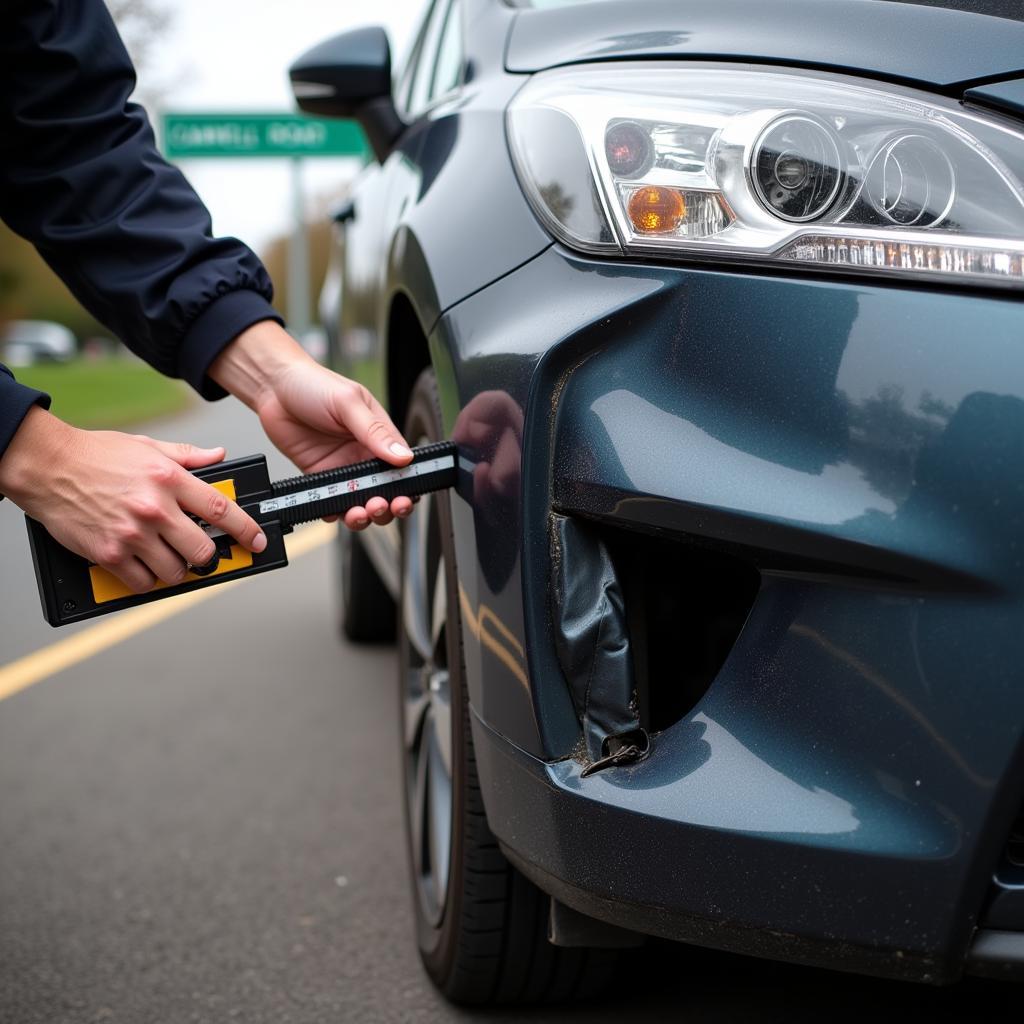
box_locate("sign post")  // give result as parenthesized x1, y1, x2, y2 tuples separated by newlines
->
(289, 158, 311, 342)
(160, 113, 368, 336)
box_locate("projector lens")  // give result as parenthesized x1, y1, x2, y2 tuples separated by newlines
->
(753, 115, 843, 222)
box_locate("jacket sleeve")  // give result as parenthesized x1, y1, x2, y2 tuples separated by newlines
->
(0, 0, 284, 405)
(0, 363, 50, 465)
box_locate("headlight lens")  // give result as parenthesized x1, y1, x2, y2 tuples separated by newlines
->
(751, 115, 843, 222)
(508, 65, 1024, 287)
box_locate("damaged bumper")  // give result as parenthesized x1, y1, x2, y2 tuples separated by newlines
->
(437, 244, 1024, 982)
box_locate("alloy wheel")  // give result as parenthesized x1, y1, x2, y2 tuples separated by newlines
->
(401, 473, 452, 927)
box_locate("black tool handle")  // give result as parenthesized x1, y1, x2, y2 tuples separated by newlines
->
(261, 441, 458, 527)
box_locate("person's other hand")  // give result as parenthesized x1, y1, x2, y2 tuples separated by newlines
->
(211, 322, 415, 532)
(0, 407, 266, 593)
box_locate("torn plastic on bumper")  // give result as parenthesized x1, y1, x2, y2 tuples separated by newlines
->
(549, 513, 649, 773)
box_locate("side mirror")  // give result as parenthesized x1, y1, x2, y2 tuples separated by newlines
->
(289, 26, 402, 162)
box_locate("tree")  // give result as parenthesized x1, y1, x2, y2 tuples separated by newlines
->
(260, 218, 333, 330)
(105, 0, 174, 105)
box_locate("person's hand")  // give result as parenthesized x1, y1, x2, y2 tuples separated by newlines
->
(210, 322, 415, 532)
(0, 407, 267, 593)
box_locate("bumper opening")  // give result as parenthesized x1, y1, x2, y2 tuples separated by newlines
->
(551, 512, 761, 741)
(600, 522, 761, 735)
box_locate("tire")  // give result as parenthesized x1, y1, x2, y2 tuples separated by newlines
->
(398, 367, 614, 1005)
(336, 520, 396, 643)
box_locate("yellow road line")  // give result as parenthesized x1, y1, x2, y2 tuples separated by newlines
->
(0, 521, 335, 704)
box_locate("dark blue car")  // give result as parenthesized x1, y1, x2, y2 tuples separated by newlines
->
(289, 0, 1024, 1003)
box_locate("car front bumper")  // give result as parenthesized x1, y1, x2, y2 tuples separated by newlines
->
(434, 244, 1024, 982)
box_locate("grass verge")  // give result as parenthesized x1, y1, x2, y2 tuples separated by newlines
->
(14, 359, 192, 430)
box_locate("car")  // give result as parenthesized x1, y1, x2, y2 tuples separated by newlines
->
(1, 319, 75, 366)
(289, 0, 1024, 1003)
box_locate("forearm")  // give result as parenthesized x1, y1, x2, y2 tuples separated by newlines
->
(0, 406, 74, 508)
(208, 321, 312, 412)
(0, 364, 53, 500)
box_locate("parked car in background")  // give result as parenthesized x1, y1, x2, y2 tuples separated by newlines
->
(292, 0, 1024, 1004)
(2, 319, 75, 366)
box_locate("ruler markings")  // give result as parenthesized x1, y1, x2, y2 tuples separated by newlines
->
(258, 454, 455, 516)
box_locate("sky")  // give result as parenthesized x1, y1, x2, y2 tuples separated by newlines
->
(138, 0, 426, 252)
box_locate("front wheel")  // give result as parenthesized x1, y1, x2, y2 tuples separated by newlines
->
(398, 368, 614, 1005)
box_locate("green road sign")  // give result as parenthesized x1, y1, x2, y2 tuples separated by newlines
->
(161, 112, 368, 159)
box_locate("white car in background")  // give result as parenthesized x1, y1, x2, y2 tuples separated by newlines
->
(2, 319, 76, 366)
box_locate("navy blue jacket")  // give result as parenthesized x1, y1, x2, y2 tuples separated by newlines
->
(0, 0, 283, 460)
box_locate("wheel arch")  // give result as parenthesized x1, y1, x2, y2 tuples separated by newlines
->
(385, 289, 433, 431)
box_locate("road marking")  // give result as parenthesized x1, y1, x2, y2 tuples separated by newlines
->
(0, 522, 335, 704)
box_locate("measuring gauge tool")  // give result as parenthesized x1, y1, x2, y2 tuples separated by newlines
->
(26, 441, 458, 627)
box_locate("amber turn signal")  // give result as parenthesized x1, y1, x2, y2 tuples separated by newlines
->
(627, 186, 686, 234)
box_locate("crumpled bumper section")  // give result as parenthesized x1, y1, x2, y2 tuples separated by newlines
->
(549, 514, 648, 773)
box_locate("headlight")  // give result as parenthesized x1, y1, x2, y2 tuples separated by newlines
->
(507, 65, 1024, 287)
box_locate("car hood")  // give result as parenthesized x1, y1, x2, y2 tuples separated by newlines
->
(505, 0, 1024, 91)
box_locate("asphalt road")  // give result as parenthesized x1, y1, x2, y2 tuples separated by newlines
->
(0, 400, 1014, 1022)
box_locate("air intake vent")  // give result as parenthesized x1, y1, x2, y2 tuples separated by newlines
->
(595, 522, 761, 734)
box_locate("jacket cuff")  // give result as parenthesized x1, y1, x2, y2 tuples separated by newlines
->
(0, 368, 52, 500)
(178, 289, 285, 400)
